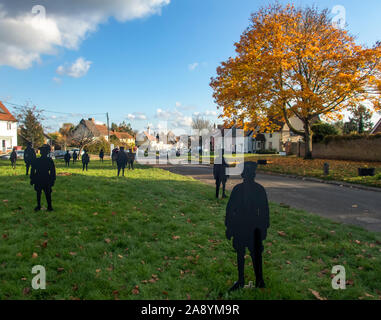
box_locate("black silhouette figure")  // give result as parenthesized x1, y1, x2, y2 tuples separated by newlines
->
(127, 149, 135, 170)
(10, 148, 17, 169)
(112, 148, 119, 167)
(225, 161, 270, 291)
(116, 147, 128, 176)
(30, 144, 56, 212)
(24, 142, 36, 175)
(64, 151, 71, 167)
(72, 151, 78, 164)
(99, 149, 104, 163)
(213, 150, 229, 198)
(82, 150, 90, 171)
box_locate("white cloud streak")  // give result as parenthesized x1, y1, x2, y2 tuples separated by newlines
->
(56, 57, 92, 78)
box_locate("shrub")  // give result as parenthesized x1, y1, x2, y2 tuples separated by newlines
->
(312, 122, 339, 143)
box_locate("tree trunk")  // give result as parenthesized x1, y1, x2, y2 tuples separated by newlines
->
(303, 121, 313, 160)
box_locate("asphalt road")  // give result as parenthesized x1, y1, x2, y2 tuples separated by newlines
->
(154, 163, 381, 233)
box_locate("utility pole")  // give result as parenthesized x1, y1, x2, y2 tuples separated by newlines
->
(106, 112, 110, 142)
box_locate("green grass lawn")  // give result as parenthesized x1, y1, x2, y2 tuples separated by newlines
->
(0, 159, 380, 300)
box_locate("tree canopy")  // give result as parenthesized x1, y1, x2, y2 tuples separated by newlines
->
(210, 4, 381, 158)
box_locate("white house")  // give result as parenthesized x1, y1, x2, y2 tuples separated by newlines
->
(0, 101, 18, 153)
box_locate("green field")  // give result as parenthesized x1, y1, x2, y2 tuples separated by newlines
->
(0, 159, 380, 300)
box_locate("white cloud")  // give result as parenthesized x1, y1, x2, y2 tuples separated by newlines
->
(188, 62, 199, 71)
(127, 112, 147, 121)
(155, 107, 193, 128)
(52, 76, 62, 84)
(0, 1, 171, 69)
(193, 110, 218, 117)
(56, 57, 92, 78)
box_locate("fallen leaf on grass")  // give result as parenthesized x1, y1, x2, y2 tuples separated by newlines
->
(309, 289, 327, 300)
(104, 238, 111, 244)
(172, 235, 180, 240)
(32, 252, 38, 259)
(42, 240, 48, 248)
(277, 231, 286, 237)
(69, 252, 77, 256)
(132, 286, 140, 295)
(162, 291, 168, 296)
(23, 288, 31, 296)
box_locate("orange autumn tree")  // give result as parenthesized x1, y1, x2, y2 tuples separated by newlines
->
(210, 4, 381, 159)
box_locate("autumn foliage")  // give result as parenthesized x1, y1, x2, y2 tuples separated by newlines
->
(210, 4, 381, 158)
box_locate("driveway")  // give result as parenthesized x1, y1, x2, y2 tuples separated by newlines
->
(154, 163, 381, 233)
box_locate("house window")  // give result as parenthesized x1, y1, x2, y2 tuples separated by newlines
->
(7, 122, 12, 130)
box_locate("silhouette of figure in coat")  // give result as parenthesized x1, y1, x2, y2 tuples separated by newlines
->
(117, 147, 128, 176)
(82, 150, 90, 171)
(127, 149, 135, 170)
(112, 148, 119, 167)
(30, 144, 56, 212)
(225, 161, 270, 291)
(72, 151, 78, 164)
(10, 148, 17, 169)
(99, 149, 104, 163)
(24, 142, 36, 175)
(213, 150, 229, 198)
(64, 151, 71, 167)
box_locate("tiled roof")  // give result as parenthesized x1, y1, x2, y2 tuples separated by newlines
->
(0, 101, 17, 122)
(112, 131, 134, 140)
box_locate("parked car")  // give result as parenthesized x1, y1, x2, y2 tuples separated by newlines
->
(69, 149, 84, 157)
(0, 150, 24, 160)
(54, 150, 66, 159)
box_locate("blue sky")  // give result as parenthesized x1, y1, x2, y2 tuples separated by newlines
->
(0, 0, 380, 133)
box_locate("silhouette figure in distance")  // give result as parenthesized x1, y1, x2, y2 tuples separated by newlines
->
(116, 147, 128, 176)
(30, 144, 56, 212)
(213, 149, 229, 198)
(64, 150, 71, 167)
(24, 142, 36, 175)
(82, 150, 90, 171)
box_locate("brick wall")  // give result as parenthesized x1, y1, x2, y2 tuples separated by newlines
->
(291, 136, 381, 161)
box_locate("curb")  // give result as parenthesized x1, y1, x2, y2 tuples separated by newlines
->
(257, 170, 381, 193)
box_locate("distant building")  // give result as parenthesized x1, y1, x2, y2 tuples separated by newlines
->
(72, 118, 135, 144)
(0, 101, 18, 153)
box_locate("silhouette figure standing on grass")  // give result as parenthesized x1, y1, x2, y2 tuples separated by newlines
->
(30, 144, 56, 212)
(10, 148, 17, 169)
(24, 142, 36, 175)
(72, 150, 78, 164)
(213, 150, 229, 198)
(64, 151, 71, 167)
(82, 150, 90, 171)
(99, 149, 104, 163)
(116, 147, 128, 176)
(112, 147, 119, 167)
(127, 149, 135, 170)
(225, 161, 270, 291)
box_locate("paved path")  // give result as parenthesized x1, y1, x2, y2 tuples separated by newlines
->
(154, 164, 381, 233)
